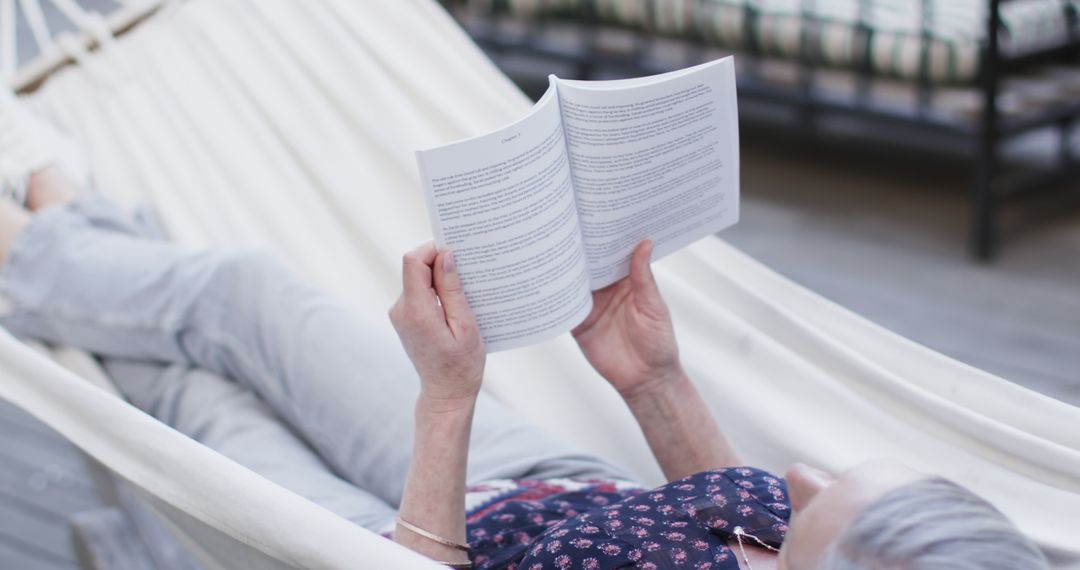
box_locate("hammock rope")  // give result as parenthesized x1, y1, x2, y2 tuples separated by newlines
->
(3, 0, 167, 90)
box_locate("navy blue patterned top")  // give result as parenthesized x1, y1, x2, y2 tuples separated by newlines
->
(463, 467, 791, 569)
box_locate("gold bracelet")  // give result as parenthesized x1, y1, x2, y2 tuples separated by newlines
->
(395, 517, 471, 552)
(436, 561, 473, 569)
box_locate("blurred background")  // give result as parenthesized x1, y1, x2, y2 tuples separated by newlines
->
(437, 0, 1080, 405)
(2, 1, 1079, 569)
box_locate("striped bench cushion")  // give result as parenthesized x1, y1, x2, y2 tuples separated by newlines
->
(463, 0, 1079, 83)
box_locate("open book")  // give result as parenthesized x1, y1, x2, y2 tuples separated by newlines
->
(416, 57, 739, 352)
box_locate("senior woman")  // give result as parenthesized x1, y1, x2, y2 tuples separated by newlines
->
(0, 91, 1048, 569)
(386, 241, 1046, 570)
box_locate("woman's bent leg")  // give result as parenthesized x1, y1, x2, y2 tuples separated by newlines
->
(0, 201, 632, 505)
(102, 358, 398, 532)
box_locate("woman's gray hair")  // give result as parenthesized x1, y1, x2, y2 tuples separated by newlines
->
(818, 477, 1048, 569)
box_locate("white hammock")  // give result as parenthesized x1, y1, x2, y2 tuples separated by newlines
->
(1, 0, 1078, 568)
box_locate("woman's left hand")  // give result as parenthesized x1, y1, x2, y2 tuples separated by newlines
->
(572, 240, 682, 401)
(389, 242, 485, 408)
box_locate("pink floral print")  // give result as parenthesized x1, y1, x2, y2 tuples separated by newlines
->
(465, 468, 789, 569)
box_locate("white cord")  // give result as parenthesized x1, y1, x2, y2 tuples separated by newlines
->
(732, 526, 781, 570)
(50, 0, 113, 47)
(49, 0, 90, 28)
(18, 0, 55, 54)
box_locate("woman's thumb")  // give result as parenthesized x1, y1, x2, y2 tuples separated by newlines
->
(433, 251, 475, 333)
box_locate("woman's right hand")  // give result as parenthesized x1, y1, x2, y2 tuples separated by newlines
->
(389, 242, 485, 410)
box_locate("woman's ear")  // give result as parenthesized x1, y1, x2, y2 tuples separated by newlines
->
(785, 463, 835, 512)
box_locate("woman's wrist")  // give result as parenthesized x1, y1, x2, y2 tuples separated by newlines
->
(618, 364, 691, 408)
(397, 388, 476, 563)
(620, 367, 743, 480)
(416, 383, 480, 415)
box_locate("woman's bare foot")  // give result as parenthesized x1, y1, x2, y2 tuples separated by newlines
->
(0, 165, 77, 263)
(0, 200, 31, 264)
(25, 166, 77, 211)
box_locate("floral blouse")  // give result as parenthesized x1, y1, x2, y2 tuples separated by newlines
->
(463, 467, 791, 569)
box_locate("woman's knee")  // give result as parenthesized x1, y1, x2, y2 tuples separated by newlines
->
(195, 250, 294, 321)
(209, 250, 288, 283)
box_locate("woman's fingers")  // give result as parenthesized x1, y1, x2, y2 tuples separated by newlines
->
(401, 242, 438, 311)
(433, 251, 477, 338)
(390, 245, 487, 403)
(397, 243, 478, 343)
(628, 240, 659, 296)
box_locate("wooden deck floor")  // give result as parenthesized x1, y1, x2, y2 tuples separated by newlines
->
(0, 399, 101, 570)
(727, 132, 1080, 407)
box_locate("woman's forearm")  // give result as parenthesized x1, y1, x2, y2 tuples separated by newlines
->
(395, 393, 475, 564)
(624, 368, 742, 481)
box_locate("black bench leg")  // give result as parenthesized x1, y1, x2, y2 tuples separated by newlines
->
(972, 147, 997, 261)
(973, 0, 1001, 261)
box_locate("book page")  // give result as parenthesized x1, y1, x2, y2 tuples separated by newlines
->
(556, 58, 740, 289)
(415, 84, 593, 352)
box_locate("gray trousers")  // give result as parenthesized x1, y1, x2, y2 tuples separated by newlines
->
(0, 194, 629, 532)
